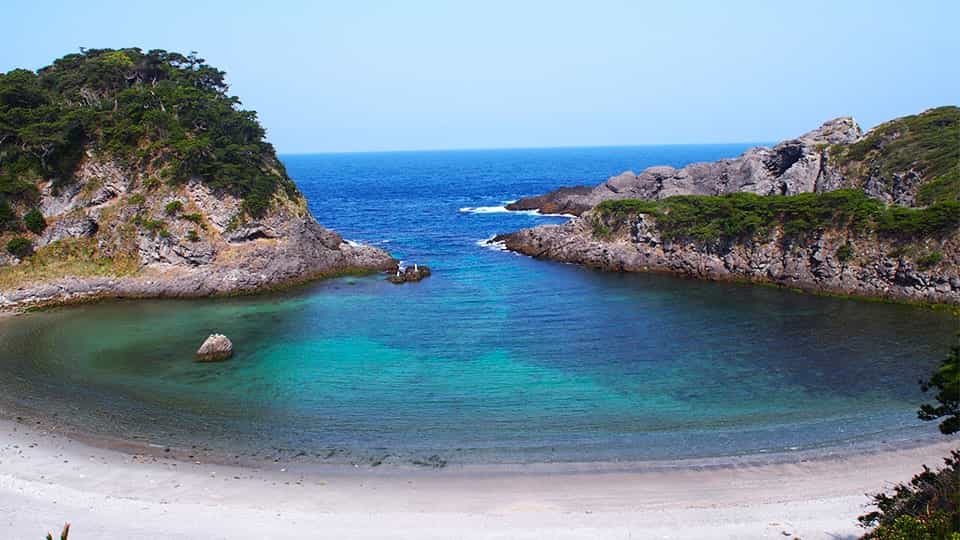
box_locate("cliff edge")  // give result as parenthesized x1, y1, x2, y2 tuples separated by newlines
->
(498, 107, 960, 304)
(0, 48, 394, 309)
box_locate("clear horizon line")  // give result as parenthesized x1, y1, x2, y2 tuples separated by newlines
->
(277, 140, 775, 157)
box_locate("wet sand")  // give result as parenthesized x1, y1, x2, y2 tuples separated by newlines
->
(1, 416, 955, 539)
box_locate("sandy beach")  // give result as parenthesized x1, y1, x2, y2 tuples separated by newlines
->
(0, 417, 954, 539)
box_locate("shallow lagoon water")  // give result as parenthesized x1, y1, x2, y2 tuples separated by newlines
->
(0, 146, 956, 466)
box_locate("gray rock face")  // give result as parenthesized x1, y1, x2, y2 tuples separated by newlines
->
(1, 155, 397, 310)
(40, 158, 130, 216)
(196, 334, 233, 362)
(37, 216, 99, 248)
(497, 211, 960, 305)
(509, 117, 863, 215)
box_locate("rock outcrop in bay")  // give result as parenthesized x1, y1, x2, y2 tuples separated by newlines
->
(499, 107, 960, 304)
(496, 203, 959, 304)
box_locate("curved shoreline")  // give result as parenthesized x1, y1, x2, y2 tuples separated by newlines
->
(0, 263, 392, 313)
(0, 399, 949, 475)
(492, 216, 960, 308)
(2, 414, 956, 539)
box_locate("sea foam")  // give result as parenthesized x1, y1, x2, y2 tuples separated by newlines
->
(459, 203, 575, 218)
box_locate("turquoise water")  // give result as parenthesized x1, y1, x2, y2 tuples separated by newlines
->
(0, 146, 956, 466)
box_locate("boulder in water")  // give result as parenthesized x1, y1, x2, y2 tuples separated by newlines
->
(387, 264, 432, 284)
(196, 334, 233, 362)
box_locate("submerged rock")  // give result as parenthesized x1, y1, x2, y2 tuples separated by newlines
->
(387, 264, 432, 284)
(196, 334, 233, 362)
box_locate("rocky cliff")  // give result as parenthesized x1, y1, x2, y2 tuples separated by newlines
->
(507, 107, 959, 215)
(0, 153, 394, 309)
(497, 204, 959, 304)
(0, 48, 394, 309)
(499, 107, 960, 304)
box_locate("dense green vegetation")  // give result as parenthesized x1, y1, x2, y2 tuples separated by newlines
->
(919, 336, 960, 435)
(5, 236, 31, 258)
(0, 47, 298, 228)
(596, 189, 960, 242)
(860, 336, 960, 539)
(23, 207, 45, 233)
(828, 106, 960, 205)
(836, 242, 855, 262)
(164, 199, 183, 215)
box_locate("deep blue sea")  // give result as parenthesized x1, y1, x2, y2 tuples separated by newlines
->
(0, 145, 956, 467)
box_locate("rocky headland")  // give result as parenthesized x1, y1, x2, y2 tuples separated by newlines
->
(0, 49, 394, 310)
(498, 107, 960, 304)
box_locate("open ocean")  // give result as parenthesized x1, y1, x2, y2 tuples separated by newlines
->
(0, 145, 955, 466)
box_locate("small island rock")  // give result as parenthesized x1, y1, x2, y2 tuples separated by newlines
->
(196, 334, 233, 362)
(387, 264, 432, 284)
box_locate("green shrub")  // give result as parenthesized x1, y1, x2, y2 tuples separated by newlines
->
(182, 212, 202, 224)
(138, 217, 166, 235)
(186, 229, 200, 242)
(917, 251, 944, 270)
(836, 243, 855, 262)
(595, 190, 960, 242)
(0, 48, 301, 218)
(859, 450, 960, 538)
(5, 236, 32, 258)
(830, 106, 960, 205)
(867, 513, 960, 540)
(164, 199, 183, 215)
(128, 193, 145, 206)
(591, 218, 612, 239)
(0, 199, 16, 231)
(597, 199, 659, 216)
(919, 335, 960, 435)
(23, 208, 46, 234)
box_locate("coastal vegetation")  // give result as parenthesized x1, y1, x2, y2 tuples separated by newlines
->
(827, 106, 960, 205)
(0, 46, 300, 241)
(0, 47, 396, 305)
(595, 189, 960, 242)
(860, 336, 960, 539)
(0, 237, 137, 289)
(5, 235, 32, 258)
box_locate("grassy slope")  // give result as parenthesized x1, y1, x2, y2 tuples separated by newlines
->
(828, 105, 960, 205)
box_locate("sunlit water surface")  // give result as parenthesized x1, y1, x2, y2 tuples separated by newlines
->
(1, 146, 955, 466)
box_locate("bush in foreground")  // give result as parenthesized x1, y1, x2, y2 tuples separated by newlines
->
(859, 450, 960, 539)
(860, 336, 960, 538)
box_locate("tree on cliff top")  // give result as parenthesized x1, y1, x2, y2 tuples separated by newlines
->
(0, 48, 298, 219)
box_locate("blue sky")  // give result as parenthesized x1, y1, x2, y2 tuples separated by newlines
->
(4, 0, 957, 153)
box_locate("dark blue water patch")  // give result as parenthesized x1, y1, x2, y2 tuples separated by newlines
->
(0, 145, 955, 466)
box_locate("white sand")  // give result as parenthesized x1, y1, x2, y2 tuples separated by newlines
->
(0, 418, 955, 539)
